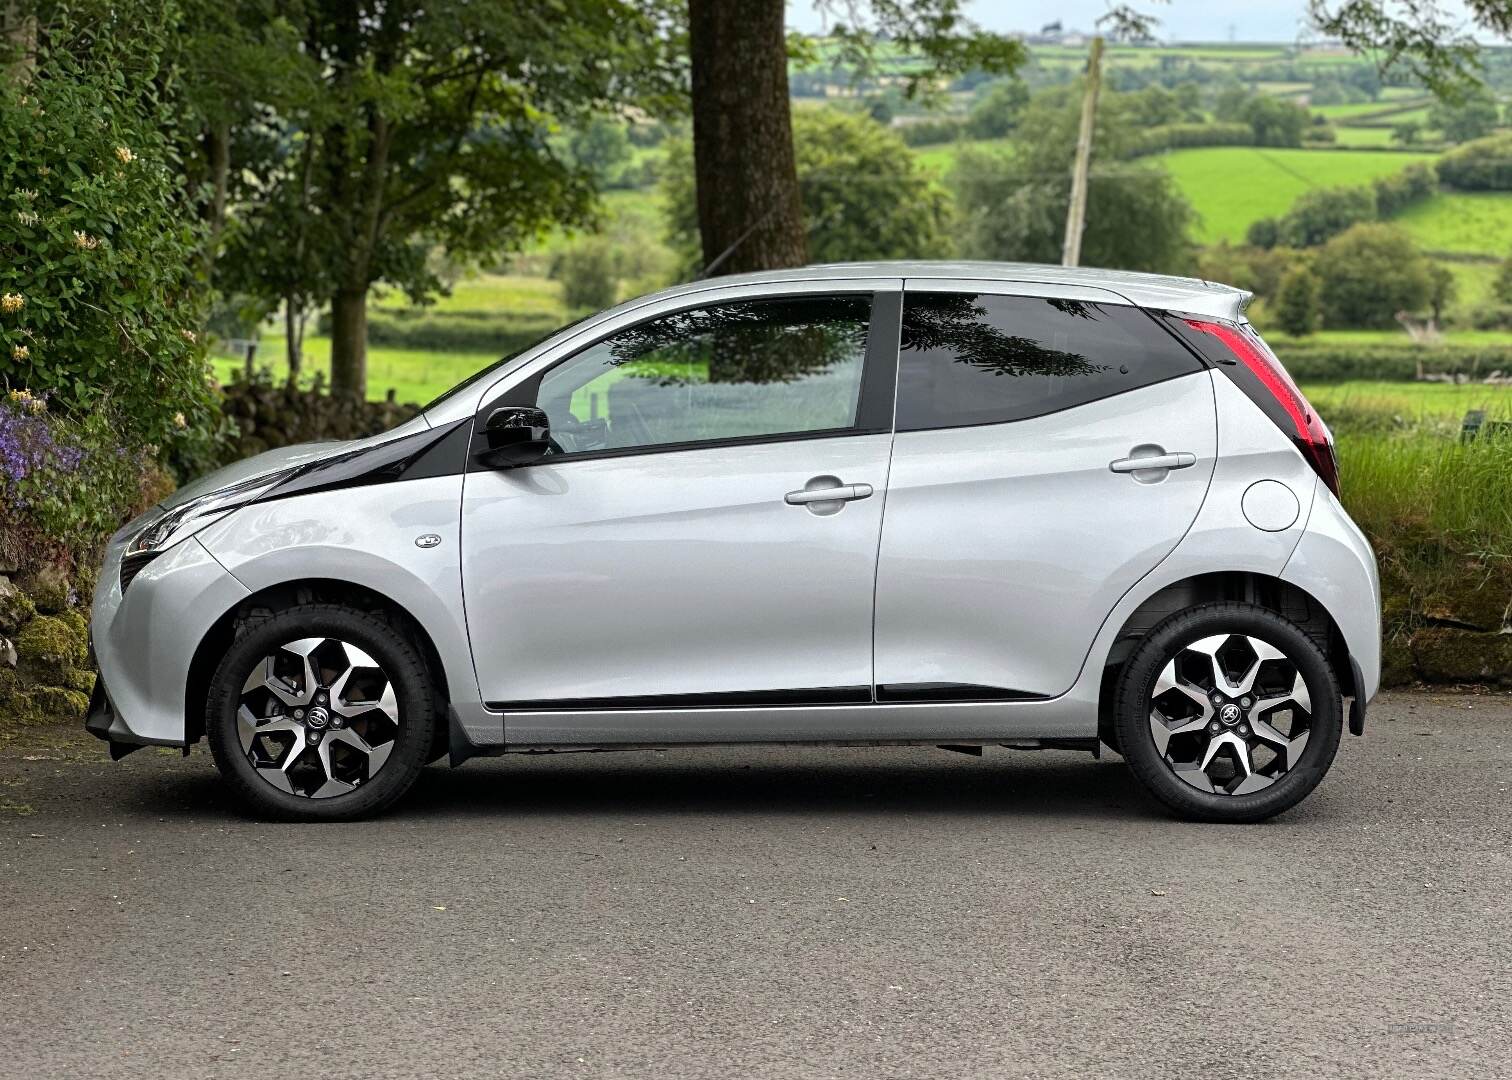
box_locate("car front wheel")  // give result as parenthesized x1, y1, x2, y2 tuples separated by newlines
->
(206, 603, 437, 821)
(1114, 602, 1343, 823)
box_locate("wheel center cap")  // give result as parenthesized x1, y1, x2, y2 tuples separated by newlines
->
(306, 706, 330, 729)
(1218, 703, 1242, 726)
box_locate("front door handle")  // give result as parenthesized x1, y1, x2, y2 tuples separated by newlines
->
(1110, 451, 1196, 474)
(785, 483, 874, 506)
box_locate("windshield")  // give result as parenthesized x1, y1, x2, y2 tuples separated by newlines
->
(422, 315, 590, 412)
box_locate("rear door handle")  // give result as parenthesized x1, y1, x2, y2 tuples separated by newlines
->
(1110, 452, 1196, 474)
(785, 483, 874, 505)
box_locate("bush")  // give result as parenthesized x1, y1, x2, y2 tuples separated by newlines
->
(550, 239, 620, 312)
(1240, 96, 1309, 147)
(0, 391, 168, 576)
(965, 80, 1029, 140)
(327, 309, 563, 354)
(1372, 163, 1438, 217)
(1438, 133, 1512, 191)
(1313, 224, 1434, 329)
(1125, 122, 1254, 158)
(1273, 265, 1322, 337)
(1278, 185, 1378, 248)
(0, 1, 216, 461)
(1266, 343, 1512, 381)
(897, 117, 966, 147)
(1246, 217, 1281, 249)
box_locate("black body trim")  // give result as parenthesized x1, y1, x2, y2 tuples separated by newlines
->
(877, 682, 1050, 703)
(260, 418, 471, 502)
(492, 686, 873, 712)
(1348, 656, 1367, 736)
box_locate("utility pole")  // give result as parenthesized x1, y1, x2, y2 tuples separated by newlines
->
(1061, 35, 1104, 268)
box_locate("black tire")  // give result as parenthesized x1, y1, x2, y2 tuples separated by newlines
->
(1114, 602, 1343, 823)
(206, 603, 437, 821)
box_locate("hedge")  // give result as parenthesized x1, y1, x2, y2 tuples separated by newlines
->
(1437, 132, 1512, 191)
(319, 309, 563, 354)
(1126, 122, 1254, 158)
(1270, 342, 1512, 381)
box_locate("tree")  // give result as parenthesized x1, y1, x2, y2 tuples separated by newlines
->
(1494, 252, 1512, 306)
(1309, 0, 1512, 100)
(1240, 95, 1309, 147)
(1274, 264, 1322, 336)
(1429, 94, 1501, 143)
(1312, 224, 1433, 329)
(687, 0, 1026, 279)
(951, 90, 1197, 275)
(965, 79, 1030, 140)
(1437, 133, 1512, 190)
(1278, 185, 1378, 247)
(1391, 120, 1423, 146)
(252, 1, 681, 398)
(1426, 262, 1457, 323)
(663, 110, 953, 273)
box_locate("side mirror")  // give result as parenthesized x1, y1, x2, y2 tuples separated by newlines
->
(477, 406, 551, 469)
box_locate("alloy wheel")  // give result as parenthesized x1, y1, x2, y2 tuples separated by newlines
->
(236, 637, 401, 799)
(1148, 633, 1314, 796)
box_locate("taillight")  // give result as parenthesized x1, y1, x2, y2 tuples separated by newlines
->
(1181, 318, 1340, 498)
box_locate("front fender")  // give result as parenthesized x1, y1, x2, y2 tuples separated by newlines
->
(194, 475, 477, 710)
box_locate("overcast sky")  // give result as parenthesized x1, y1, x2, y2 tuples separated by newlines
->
(788, 1, 1494, 46)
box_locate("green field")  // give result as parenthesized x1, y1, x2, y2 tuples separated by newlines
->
(1395, 192, 1512, 257)
(1158, 146, 1439, 243)
(1303, 379, 1512, 423)
(213, 337, 499, 405)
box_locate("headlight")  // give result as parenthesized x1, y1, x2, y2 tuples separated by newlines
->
(124, 471, 291, 559)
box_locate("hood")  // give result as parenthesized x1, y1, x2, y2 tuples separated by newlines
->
(161, 414, 432, 511)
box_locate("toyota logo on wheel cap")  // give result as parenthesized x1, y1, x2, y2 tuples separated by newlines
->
(306, 706, 330, 729)
(1218, 703, 1241, 725)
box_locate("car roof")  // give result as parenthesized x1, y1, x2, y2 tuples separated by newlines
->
(642, 260, 1252, 323)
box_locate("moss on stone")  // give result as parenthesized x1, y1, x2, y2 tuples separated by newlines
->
(1411, 628, 1512, 686)
(29, 685, 89, 721)
(65, 668, 97, 695)
(57, 608, 88, 640)
(14, 614, 89, 686)
(1380, 637, 1417, 688)
(19, 566, 71, 615)
(0, 577, 36, 636)
(0, 678, 42, 728)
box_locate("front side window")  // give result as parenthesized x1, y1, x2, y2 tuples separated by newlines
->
(896, 292, 1203, 431)
(533, 294, 873, 456)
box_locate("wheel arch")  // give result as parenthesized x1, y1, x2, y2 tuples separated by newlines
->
(1096, 571, 1350, 745)
(183, 578, 453, 747)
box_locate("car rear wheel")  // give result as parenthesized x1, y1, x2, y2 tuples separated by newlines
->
(206, 603, 436, 821)
(1114, 602, 1343, 823)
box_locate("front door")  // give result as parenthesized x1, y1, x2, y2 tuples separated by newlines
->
(461, 288, 900, 724)
(873, 282, 1219, 701)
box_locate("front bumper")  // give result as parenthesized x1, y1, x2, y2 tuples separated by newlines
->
(87, 533, 251, 749)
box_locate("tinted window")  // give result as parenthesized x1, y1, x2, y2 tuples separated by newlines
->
(535, 295, 872, 455)
(896, 293, 1202, 431)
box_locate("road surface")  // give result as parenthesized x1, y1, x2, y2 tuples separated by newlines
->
(1, 690, 1509, 1079)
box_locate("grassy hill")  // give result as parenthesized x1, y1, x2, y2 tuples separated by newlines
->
(1394, 192, 1512, 257)
(1157, 146, 1440, 244)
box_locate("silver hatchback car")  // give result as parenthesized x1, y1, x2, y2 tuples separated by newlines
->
(87, 262, 1379, 823)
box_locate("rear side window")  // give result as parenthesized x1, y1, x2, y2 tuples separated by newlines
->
(896, 292, 1203, 431)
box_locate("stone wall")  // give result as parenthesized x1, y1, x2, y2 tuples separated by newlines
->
(0, 571, 94, 729)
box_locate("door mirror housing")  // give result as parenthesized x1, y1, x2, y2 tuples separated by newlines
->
(478, 406, 551, 468)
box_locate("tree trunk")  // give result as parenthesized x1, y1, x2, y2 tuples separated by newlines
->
(2, 4, 36, 85)
(284, 293, 303, 384)
(329, 289, 367, 398)
(202, 122, 230, 276)
(688, 0, 806, 276)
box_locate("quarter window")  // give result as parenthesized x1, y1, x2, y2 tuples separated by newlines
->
(896, 292, 1203, 431)
(534, 295, 873, 456)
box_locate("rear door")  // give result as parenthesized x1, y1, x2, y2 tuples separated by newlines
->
(872, 281, 1218, 701)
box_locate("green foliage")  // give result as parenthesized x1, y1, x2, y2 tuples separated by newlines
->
(0, 0, 217, 459)
(1494, 253, 1512, 306)
(1274, 265, 1322, 336)
(1391, 120, 1423, 146)
(1428, 94, 1501, 143)
(1437, 133, 1512, 191)
(1277, 185, 1378, 247)
(1426, 262, 1457, 321)
(1239, 95, 1309, 147)
(1125, 122, 1254, 158)
(551, 239, 621, 313)
(0, 393, 167, 575)
(950, 89, 1196, 274)
(897, 116, 967, 147)
(965, 80, 1029, 139)
(662, 110, 953, 273)
(1372, 163, 1438, 217)
(1246, 217, 1281, 249)
(1312, 224, 1434, 329)
(1276, 342, 1512, 381)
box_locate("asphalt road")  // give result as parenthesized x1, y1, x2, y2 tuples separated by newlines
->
(1, 690, 1510, 1080)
